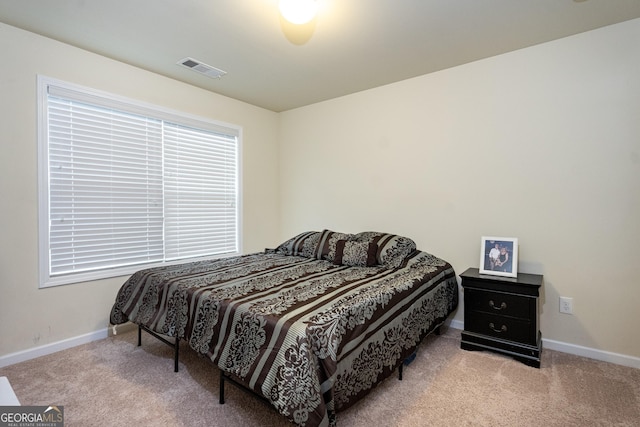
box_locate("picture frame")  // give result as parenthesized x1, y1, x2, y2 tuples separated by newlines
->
(479, 236, 518, 278)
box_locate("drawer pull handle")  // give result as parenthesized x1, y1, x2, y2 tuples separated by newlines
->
(489, 300, 507, 311)
(489, 323, 507, 333)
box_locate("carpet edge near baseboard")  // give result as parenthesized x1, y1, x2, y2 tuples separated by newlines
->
(0, 328, 109, 368)
(1, 320, 638, 370)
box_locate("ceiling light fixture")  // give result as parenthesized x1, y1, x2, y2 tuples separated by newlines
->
(278, 0, 318, 25)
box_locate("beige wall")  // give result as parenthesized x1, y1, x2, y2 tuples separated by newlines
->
(2, 18, 639, 363)
(0, 23, 280, 356)
(278, 19, 640, 358)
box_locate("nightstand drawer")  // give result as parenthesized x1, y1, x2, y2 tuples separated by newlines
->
(465, 288, 531, 320)
(464, 311, 534, 344)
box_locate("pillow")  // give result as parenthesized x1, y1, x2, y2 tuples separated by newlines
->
(314, 229, 354, 262)
(377, 234, 417, 268)
(352, 232, 417, 269)
(333, 240, 377, 267)
(274, 231, 321, 258)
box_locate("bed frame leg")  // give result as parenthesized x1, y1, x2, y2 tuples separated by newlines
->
(137, 324, 181, 373)
(397, 324, 443, 381)
(174, 338, 180, 373)
(219, 371, 225, 404)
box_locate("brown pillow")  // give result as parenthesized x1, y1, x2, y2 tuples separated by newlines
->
(333, 240, 377, 267)
(352, 232, 417, 269)
(274, 231, 321, 258)
(314, 229, 354, 262)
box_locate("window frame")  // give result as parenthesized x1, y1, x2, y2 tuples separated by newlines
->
(37, 75, 242, 288)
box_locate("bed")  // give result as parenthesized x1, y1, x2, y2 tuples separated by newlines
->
(109, 230, 458, 427)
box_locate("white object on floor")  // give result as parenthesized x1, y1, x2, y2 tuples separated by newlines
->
(0, 376, 20, 405)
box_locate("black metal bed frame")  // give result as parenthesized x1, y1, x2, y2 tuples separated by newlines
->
(137, 325, 180, 372)
(137, 321, 442, 412)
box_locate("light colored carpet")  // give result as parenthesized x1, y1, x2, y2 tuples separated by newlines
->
(0, 326, 638, 426)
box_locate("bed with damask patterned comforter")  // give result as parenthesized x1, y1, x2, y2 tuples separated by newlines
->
(109, 230, 458, 427)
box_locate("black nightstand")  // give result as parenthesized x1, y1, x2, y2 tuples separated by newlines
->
(460, 267, 543, 368)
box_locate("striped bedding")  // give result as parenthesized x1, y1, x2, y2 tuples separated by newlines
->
(109, 231, 458, 427)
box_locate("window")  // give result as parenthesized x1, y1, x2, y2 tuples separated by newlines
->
(38, 76, 241, 288)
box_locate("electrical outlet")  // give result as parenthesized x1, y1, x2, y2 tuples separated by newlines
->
(559, 296, 573, 314)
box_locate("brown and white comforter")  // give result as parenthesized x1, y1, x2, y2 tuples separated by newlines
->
(109, 230, 458, 426)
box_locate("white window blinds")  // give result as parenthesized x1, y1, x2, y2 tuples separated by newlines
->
(164, 123, 238, 260)
(47, 95, 165, 275)
(39, 77, 240, 287)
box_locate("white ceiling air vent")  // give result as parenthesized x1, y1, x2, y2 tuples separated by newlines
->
(178, 57, 227, 79)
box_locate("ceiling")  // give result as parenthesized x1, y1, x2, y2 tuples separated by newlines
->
(1, 0, 640, 112)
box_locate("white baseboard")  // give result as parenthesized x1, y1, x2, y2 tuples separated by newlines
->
(1, 322, 639, 370)
(449, 321, 640, 369)
(447, 319, 464, 330)
(0, 328, 108, 368)
(541, 338, 640, 369)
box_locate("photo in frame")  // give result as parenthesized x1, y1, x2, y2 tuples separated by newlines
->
(479, 236, 518, 278)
